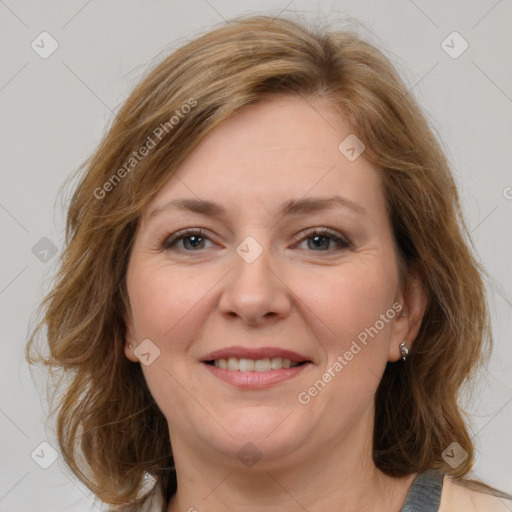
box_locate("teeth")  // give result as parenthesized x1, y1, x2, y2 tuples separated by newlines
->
(254, 358, 270, 371)
(239, 358, 255, 372)
(227, 357, 238, 371)
(212, 357, 300, 372)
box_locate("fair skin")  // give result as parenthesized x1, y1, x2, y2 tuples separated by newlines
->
(124, 95, 427, 511)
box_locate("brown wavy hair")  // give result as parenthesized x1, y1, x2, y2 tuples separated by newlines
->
(26, 13, 494, 511)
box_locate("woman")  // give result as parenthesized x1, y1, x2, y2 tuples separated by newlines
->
(27, 14, 511, 512)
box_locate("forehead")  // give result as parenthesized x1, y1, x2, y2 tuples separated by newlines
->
(144, 95, 385, 219)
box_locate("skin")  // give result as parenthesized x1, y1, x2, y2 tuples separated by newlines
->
(124, 94, 427, 512)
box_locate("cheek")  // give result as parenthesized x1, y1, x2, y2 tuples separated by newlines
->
(128, 261, 214, 341)
(295, 261, 398, 422)
(295, 257, 398, 358)
(127, 262, 210, 420)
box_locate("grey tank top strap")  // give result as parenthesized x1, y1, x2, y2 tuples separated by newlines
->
(400, 470, 444, 512)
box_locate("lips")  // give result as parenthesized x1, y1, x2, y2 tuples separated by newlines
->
(201, 346, 312, 389)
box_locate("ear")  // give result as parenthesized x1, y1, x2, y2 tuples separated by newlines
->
(388, 268, 428, 362)
(124, 310, 139, 363)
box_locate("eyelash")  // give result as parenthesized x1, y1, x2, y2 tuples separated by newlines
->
(159, 227, 352, 253)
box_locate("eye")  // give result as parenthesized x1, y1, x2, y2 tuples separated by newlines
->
(159, 227, 351, 253)
(295, 228, 351, 252)
(160, 228, 214, 251)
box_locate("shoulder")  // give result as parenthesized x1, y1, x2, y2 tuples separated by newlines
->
(439, 475, 512, 512)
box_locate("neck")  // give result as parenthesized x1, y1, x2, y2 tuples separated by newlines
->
(166, 412, 415, 512)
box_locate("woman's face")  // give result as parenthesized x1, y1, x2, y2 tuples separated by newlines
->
(125, 95, 419, 468)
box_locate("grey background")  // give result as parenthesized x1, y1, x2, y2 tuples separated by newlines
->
(1, 1, 511, 510)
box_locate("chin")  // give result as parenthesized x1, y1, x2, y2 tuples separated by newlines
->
(205, 408, 306, 459)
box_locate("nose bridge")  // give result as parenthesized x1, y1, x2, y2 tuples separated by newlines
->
(218, 233, 290, 324)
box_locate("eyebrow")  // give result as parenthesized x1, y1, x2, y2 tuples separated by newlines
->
(147, 195, 367, 220)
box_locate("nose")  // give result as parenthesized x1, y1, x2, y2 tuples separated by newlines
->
(218, 241, 291, 326)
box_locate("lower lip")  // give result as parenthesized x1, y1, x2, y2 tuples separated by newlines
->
(203, 362, 310, 389)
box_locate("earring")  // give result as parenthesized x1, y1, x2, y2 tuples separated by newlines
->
(399, 341, 409, 361)
(129, 344, 133, 349)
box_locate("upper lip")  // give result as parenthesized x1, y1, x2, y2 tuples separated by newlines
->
(201, 346, 311, 363)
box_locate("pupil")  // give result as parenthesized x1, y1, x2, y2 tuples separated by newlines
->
(186, 236, 203, 249)
(310, 235, 328, 250)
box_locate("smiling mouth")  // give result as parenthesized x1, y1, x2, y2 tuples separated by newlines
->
(201, 346, 312, 388)
(204, 357, 308, 372)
